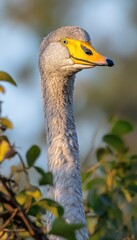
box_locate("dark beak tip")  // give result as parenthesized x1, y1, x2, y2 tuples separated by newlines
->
(106, 58, 114, 67)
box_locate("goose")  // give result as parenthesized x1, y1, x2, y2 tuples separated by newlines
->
(39, 26, 114, 240)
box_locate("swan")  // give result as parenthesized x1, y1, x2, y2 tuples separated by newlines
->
(39, 26, 114, 240)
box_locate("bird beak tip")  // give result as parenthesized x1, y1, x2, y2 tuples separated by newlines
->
(106, 58, 115, 67)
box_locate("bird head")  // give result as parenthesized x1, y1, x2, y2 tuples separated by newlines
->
(39, 26, 114, 76)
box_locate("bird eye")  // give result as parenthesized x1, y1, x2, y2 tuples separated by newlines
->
(61, 38, 68, 45)
(81, 45, 93, 56)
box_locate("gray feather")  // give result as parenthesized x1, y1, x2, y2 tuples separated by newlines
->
(39, 26, 89, 240)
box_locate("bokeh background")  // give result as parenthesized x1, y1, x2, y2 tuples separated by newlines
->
(1, 0, 137, 169)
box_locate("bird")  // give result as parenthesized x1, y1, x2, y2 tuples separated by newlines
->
(39, 26, 114, 240)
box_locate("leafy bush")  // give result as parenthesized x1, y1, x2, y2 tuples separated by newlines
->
(0, 72, 137, 240)
(83, 119, 137, 240)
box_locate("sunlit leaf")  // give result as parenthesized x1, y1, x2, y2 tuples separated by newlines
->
(103, 134, 124, 151)
(39, 172, 53, 186)
(122, 188, 132, 202)
(111, 120, 133, 135)
(36, 198, 64, 217)
(0, 85, 5, 93)
(18, 230, 30, 238)
(0, 136, 16, 162)
(0, 138, 10, 162)
(26, 188, 42, 199)
(35, 220, 43, 228)
(0, 186, 9, 196)
(0, 118, 13, 129)
(0, 71, 17, 86)
(16, 186, 42, 206)
(0, 231, 8, 240)
(26, 145, 41, 168)
(15, 191, 28, 205)
(49, 218, 84, 240)
(106, 170, 116, 191)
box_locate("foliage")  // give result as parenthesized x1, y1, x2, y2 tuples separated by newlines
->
(82, 119, 137, 240)
(0, 72, 137, 240)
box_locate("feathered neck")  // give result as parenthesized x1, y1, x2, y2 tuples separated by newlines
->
(41, 72, 79, 161)
(40, 70, 88, 240)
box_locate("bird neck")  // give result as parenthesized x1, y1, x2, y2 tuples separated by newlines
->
(42, 72, 79, 169)
(40, 71, 88, 239)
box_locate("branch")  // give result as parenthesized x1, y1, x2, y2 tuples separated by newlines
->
(0, 175, 48, 240)
(0, 208, 18, 231)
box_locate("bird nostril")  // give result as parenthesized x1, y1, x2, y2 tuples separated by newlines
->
(81, 45, 93, 56)
(106, 58, 114, 67)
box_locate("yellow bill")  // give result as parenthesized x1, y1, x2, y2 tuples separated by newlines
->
(61, 38, 114, 67)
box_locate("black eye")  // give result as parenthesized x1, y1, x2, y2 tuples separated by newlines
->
(63, 40, 67, 44)
(81, 45, 93, 55)
(61, 38, 68, 45)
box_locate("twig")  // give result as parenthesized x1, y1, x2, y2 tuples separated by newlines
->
(0, 176, 48, 240)
(0, 101, 3, 117)
(4, 228, 28, 232)
(16, 152, 30, 187)
(0, 208, 18, 231)
(82, 117, 108, 171)
(0, 176, 34, 235)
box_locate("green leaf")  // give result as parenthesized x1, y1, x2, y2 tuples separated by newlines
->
(28, 205, 46, 216)
(82, 171, 91, 183)
(111, 120, 133, 136)
(26, 145, 41, 168)
(131, 217, 137, 237)
(108, 204, 122, 227)
(103, 134, 124, 151)
(84, 178, 105, 191)
(127, 184, 137, 193)
(35, 198, 64, 217)
(130, 155, 137, 160)
(0, 71, 17, 86)
(88, 190, 109, 216)
(49, 218, 84, 240)
(96, 148, 111, 161)
(39, 172, 53, 186)
(34, 166, 46, 176)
